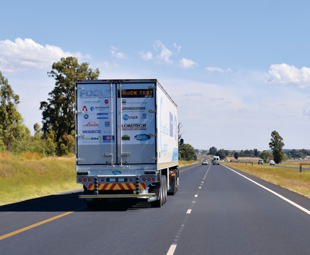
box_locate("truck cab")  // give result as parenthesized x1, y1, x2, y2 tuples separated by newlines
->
(212, 156, 220, 165)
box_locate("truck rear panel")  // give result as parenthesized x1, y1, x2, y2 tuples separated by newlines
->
(75, 79, 178, 202)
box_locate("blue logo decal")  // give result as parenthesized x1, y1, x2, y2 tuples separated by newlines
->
(90, 106, 95, 111)
(84, 114, 89, 119)
(134, 134, 151, 141)
(113, 171, 121, 175)
(123, 114, 129, 121)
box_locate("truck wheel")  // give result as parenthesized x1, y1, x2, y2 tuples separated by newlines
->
(151, 176, 164, 207)
(163, 176, 167, 204)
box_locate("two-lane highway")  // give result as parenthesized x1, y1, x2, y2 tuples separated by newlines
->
(1, 163, 310, 255)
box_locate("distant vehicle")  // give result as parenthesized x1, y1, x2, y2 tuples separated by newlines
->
(270, 160, 275, 166)
(212, 156, 220, 165)
(258, 159, 264, 165)
(202, 160, 209, 165)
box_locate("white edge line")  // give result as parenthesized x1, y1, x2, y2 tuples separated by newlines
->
(167, 244, 177, 255)
(186, 209, 192, 214)
(223, 165, 310, 216)
(195, 194, 198, 198)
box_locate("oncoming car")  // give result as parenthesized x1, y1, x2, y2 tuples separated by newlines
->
(258, 159, 264, 165)
(270, 160, 275, 166)
(212, 156, 220, 165)
(202, 159, 209, 165)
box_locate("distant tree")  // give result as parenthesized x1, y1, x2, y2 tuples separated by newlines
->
(208, 146, 217, 155)
(40, 56, 100, 155)
(216, 149, 227, 160)
(0, 71, 30, 151)
(269, 130, 285, 164)
(253, 148, 259, 157)
(234, 152, 239, 160)
(259, 150, 273, 163)
(180, 143, 197, 161)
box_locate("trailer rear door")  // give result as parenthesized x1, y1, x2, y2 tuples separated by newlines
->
(76, 81, 156, 165)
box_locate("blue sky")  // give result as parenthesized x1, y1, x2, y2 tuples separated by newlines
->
(1, 0, 310, 150)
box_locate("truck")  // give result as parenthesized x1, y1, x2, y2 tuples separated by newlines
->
(75, 79, 180, 207)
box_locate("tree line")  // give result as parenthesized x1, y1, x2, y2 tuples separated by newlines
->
(200, 131, 309, 164)
(0, 57, 99, 156)
(1, 56, 198, 160)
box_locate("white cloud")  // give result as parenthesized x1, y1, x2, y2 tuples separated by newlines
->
(110, 46, 127, 59)
(205, 67, 232, 73)
(139, 51, 153, 60)
(0, 38, 87, 73)
(153, 40, 173, 64)
(179, 58, 198, 69)
(174, 43, 181, 53)
(268, 63, 310, 88)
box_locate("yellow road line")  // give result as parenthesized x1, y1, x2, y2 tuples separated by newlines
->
(0, 211, 74, 241)
(180, 164, 199, 173)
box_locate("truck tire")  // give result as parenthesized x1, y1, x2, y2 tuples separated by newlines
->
(151, 176, 165, 207)
(163, 176, 167, 204)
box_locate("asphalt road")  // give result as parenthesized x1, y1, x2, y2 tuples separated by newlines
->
(1, 164, 310, 255)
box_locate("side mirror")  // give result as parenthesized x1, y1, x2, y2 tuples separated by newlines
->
(180, 139, 184, 147)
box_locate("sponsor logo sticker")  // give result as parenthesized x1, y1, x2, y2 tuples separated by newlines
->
(82, 130, 101, 134)
(84, 114, 89, 119)
(134, 134, 151, 141)
(83, 121, 99, 127)
(80, 90, 103, 98)
(103, 135, 115, 143)
(122, 135, 130, 141)
(122, 123, 146, 130)
(122, 107, 146, 111)
(123, 114, 138, 120)
(83, 136, 101, 141)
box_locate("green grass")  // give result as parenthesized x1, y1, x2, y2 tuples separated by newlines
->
(179, 160, 199, 167)
(0, 153, 80, 206)
(223, 162, 310, 198)
(0, 152, 199, 206)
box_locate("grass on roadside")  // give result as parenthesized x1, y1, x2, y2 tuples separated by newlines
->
(0, 153, 80, 206)
(179, 160, 199, 167)
(223, 162, 310, 198)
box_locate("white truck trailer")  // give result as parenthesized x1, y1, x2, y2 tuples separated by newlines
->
(75, 79, 180, 207)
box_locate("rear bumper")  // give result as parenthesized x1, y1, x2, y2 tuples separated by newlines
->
(79, 193, 156, 200)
